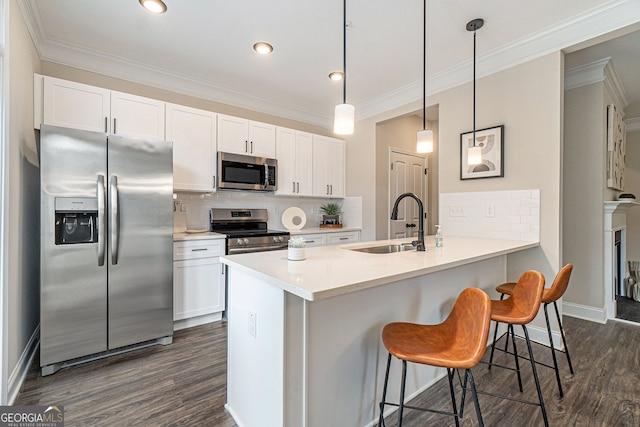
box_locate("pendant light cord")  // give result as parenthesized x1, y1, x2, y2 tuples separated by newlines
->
(422, 0, 426, 131)
(342, 0, 347, 105)
(473, 28, 476, 147)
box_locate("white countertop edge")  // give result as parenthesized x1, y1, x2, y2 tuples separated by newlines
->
(173, 232, 227, 241)
(221, 238, 539, 301)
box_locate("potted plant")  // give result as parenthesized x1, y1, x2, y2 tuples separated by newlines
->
(320, 202, 342, 228)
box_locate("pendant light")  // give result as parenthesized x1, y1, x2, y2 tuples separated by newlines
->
(466, 18, 484, 165)
(416, 0, 433, 153)
(334, 0, 355, 135)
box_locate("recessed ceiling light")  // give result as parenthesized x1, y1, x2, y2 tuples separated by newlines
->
(328, 72, 344, 81)
(139, 0, 167, 14)
(253, 42, 273, 55)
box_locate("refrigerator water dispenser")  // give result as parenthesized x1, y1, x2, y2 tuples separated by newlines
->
(54, 197, 98, 245)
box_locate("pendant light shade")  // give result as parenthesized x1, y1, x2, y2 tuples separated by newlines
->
(466, 18, 484, 166)
(416, 129, 433, 153)
(334, 103, 355, 135)
(333, 0, 354, 135)
(416, 0, 433, 153)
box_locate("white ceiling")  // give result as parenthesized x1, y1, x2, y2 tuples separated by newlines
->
(17, 0, 640, 128)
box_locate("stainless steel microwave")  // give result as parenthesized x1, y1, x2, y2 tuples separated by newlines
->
(217, 152, 277, 191)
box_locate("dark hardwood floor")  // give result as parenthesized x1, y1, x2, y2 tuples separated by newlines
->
(14, 316, 640, 426)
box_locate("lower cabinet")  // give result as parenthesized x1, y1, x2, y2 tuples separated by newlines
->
(297, 230, 360, 247)
(173, 239, 225, 327)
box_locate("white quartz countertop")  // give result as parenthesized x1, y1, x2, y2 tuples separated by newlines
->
(285, 227, 362, 235)
(173, 231, 226, 242)
(220, 236, 538, 301)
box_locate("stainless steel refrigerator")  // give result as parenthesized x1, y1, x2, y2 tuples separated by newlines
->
(40, 124, 174, 376)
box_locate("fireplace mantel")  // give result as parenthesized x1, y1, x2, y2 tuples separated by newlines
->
(604, 200, 640, 215)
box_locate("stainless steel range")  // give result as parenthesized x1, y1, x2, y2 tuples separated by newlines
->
(210, 208, 289, 254)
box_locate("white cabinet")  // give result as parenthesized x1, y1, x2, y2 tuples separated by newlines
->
(173, 239, 225, 322)
(110, 91, 165, 140)
(275, 127, 313, 196)
(36, 75, 165, 140)
(218, 114, 276, 158)
(313, 135, 345, 198)
(297, 230, 360, 247)
(166, 103, 217, 192)
(41, 76, 110, 132)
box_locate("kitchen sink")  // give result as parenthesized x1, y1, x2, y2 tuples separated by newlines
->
(349, 243, 416, 254)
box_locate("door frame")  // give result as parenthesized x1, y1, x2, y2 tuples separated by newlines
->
(387, 147, 428, 239)
(1, 0, 9, 405)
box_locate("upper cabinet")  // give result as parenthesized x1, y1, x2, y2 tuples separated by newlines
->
(275, 127, 313, 196)
(313, 135, 345, 198)
(166, 103, 217, 192)
(41, 76, 110, 133)
(217, 114, 276, 158)
(36, 75, 165, 140)
(110, 91, 165, 140)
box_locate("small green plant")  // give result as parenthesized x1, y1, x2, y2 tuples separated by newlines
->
(320, 202, 342, 215)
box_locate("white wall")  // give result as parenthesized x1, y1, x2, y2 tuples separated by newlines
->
(626, 130, 640, 261)
(7, 0, 41, 396)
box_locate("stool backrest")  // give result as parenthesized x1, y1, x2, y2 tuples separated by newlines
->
(444, 287, 491, 367)
(512, 270, 545, 323)
(543, 263, 573, 303)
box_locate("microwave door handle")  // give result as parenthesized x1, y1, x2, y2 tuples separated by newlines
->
(97, 174, 106, 266)
(264, 163, 269, 190)
(110, 175, 120, 265)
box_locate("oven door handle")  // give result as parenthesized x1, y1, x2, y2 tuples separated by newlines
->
(228, 245, 287, 255)
(264, 163, 269, 190)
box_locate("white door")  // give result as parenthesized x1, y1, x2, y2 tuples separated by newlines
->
(389, 150, 427, 239)
(248, 121, 276, 158)
(111, 91, 165, 139)
(218, 114, 249, 154)
(43, 76, 110, 132)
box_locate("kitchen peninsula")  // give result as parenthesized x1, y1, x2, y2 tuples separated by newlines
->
(220, 236, 538, 427)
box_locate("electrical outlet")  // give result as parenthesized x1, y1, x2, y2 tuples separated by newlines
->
(485, 203, 495, 218)
(248, 311, 257, 337)
(449, 205, 466, 217)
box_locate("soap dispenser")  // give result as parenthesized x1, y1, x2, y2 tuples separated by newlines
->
(435, 225, 443, 248)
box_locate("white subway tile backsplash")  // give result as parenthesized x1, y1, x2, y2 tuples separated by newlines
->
(439, 189, 540, 242)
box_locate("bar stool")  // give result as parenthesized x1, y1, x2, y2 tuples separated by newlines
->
(490, 263, 574, 397)
(377, 287, 491, 427)
(481, 270, 549, 427)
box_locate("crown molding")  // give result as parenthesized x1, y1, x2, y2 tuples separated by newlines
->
(564, 57, 629, 111)
(18, 0, 640, 126)
(626, 117, 640, 133)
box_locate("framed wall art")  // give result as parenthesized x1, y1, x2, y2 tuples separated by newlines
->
(460, 125, 504, 180)
(607, 104, 626, 191)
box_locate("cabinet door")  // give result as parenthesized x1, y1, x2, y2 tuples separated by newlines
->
(249, 121, 276, 158)
(166, 103, 217, 192)
(275, 127, 296, 196)
(43, 76, 110, 132)
(327, 138, 345, 197)
(312, 135, 333, 197)
(295, 132, 314, 196)
(111, 91, 165, 140)
(218, 114, 249, 155)
(173, 258, 224, 320)
(297, 233, 328, 247)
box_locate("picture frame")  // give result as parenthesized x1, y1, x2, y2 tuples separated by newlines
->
(606, 104, 626, 190)
(460, 125, 504, 180)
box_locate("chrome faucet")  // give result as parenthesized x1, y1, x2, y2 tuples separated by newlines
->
(390, 192, 425, 251)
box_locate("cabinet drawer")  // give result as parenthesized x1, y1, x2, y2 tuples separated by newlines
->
(298, 234, 327, 247)
(174, 240, 225, 261)
(327, 231, 360, 245)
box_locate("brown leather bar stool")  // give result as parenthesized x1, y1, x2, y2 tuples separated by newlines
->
(479, 270, 549, 426)
(490, 263, 574, 398)
(377, 287, 491, 427)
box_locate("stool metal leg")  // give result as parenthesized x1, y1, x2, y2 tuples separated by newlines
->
(489, 294, 506, 369)
(509, 324, 523, 392)
(447, 369, 460, 427)
(397, 360, 407, 427)
(522, 325, 549, 427)
(554, 300, 575, 374)
(544, 303, 564, 397)
(378, 353, 392, 427)
(466, 369, 484, 427)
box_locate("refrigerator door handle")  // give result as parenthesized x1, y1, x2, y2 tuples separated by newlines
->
(97, 175, 106, 266)
(110, 175, 120, 265)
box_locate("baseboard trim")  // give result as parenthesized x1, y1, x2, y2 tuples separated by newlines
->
(563, 302, 607, 324)
(173, 312, 223, 331)
(8, 325, 40, 405)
